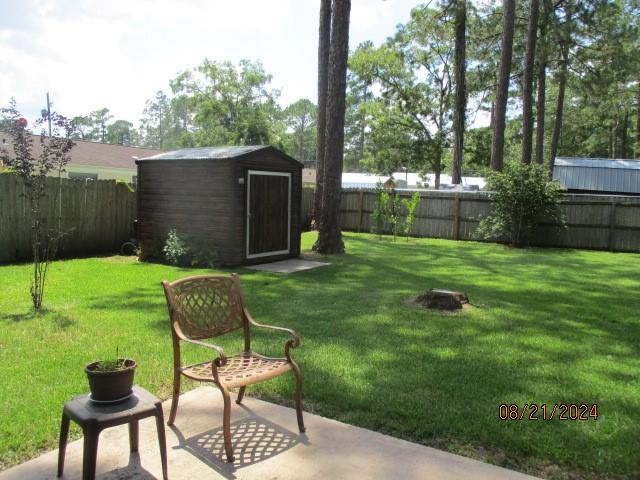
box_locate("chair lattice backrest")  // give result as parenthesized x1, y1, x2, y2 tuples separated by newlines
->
(167, 276, 245, 340)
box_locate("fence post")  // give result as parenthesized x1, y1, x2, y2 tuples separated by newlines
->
(357, 190, 364, 233)
(608, 201, 617, 251)
(454, 195, 461, 240)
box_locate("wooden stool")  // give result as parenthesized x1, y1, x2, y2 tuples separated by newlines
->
(57, 385, 168, 480)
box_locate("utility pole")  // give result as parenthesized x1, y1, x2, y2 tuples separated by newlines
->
(46, 92, 52, 137)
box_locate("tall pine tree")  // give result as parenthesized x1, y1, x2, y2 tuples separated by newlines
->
(451, 0, 467, 184)
(315, 0, 351, 254)
(521, 0, 541, 165)
(490, 0, 516, 171)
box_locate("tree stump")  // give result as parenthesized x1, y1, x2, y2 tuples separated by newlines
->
(414, 289, 469, 310)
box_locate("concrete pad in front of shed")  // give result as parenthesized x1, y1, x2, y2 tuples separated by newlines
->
(244, 258, 329, 273)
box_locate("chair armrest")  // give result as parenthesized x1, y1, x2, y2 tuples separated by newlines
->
(244, 308, 300, 358)
(181, 337, 227, 367)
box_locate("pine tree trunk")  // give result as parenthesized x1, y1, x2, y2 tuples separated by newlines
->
(315, 0, 351, 254)
(535, 0, 551, 166)
(549, 44, 568, 176)
(299, 122, 305, 161)
(613, 117, 619, 158)
(621, 110, 629, 159)
(609, 121, 614, 159)
(521, 0, 541, 165)
(490, 100, 495, 131)
(313, 0, 331, 228)
(358, 122, 365, 163)
(609, 118, 620, 159)
(535, 61, 546, 165)
(452, 0, 466, 184)
(636, 82, 640, 157)
(490, 0, 516, 171)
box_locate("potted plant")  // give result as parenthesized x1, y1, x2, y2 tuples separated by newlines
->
(85, 353, 137, 403)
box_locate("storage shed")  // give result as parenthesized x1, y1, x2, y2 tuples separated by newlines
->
(135, 146, 303, 266)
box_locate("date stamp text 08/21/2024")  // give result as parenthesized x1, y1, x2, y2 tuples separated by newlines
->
(499, 403, 599, 421)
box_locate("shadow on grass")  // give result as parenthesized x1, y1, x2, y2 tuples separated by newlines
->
(245, 233, 640, 475)
(62, 231, 640, 476)
(1, 308, 52, 323)
(1, 308, 76, 330)
(87, 285, 162, 312)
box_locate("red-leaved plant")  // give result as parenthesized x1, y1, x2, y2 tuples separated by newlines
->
(0, 98, 75, 309)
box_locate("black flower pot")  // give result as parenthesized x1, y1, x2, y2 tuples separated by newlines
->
(85, 359, 137, 402)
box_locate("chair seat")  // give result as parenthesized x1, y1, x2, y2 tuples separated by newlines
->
(181, 351, 292, 388)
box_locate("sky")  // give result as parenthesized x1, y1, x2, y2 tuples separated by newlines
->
(0, 0, 424, 128)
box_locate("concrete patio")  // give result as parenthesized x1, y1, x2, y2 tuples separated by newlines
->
(244, 258, 329, 274)
(1, 387, 540, 480)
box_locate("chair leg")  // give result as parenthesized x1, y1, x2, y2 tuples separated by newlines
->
(220, 386, 235, 462)
(290, 360, 306, 433)
(167, 370, 181, 426)
(236, 386, 246, 405)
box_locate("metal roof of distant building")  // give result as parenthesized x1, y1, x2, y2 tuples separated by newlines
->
(555, 157, 640, 170)
(137, 146, 268, 161)
(553, 157, 640, 194)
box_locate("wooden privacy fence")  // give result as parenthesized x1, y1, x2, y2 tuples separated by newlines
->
(3, 177, 639, 263)
(0, 174, 136, 263)
(302, 188, 640, 252)
(301, 186, 315, 228)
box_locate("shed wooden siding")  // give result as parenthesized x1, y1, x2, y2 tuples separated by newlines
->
(137, 161, 237, 262)
(136, 149, 302, 266)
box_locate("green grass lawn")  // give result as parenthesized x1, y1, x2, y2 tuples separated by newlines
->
(1, 232, 639, 478)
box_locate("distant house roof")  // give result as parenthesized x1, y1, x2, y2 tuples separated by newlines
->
(137, 145, 302, 167)
(553, 157, 640, 194)
(0, 134, 164, 171)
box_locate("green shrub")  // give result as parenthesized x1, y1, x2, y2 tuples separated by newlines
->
(371, 185, 390, 238)
(187, 239, 219, 269)
(162, 229, 188, 266)
(371, 187, 422, 242)
(115, 179, 135, 192)
(402, 191, 421, 240)
(162, 229, 219, 268)
(388, 193, 403, 241)
(476, 162, 564, 247)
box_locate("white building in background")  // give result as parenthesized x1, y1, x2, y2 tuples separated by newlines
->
(341, 172, 394, 189)
(341, 171, 486, 190)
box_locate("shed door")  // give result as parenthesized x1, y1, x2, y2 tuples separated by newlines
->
(246, 170, 291, 259)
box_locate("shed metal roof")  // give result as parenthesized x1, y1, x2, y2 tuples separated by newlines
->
(137, 145, 267, 161)
(553, 157, 640, 194)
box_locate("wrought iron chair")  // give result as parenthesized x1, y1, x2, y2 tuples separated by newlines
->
(161, 274, 305, 462)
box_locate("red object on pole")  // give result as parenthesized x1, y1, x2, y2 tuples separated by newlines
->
(17, 118, 28, 127)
